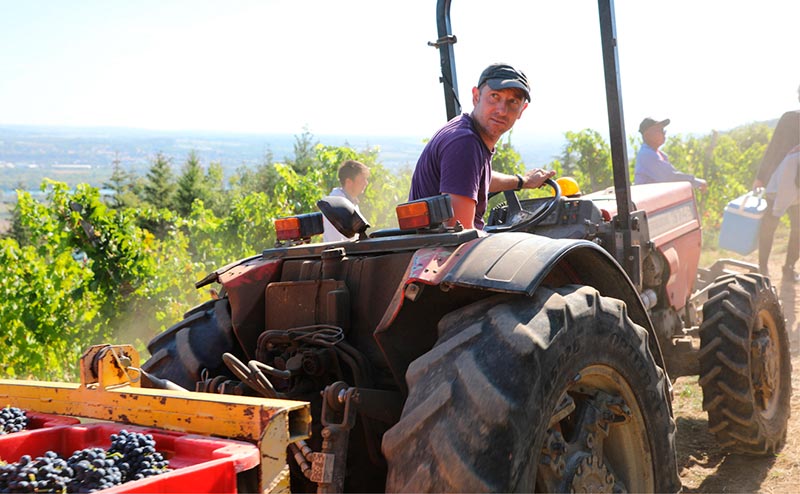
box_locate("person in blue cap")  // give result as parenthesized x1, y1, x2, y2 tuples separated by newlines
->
(634, 117, 707, 192)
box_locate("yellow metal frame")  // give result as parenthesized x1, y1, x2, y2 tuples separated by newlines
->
(0, 345, 311, 493)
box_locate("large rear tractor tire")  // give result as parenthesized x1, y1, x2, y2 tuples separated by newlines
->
(142, 298, 239, 390)
(382, 285, 680, 493)
(698, 273, 791, 455)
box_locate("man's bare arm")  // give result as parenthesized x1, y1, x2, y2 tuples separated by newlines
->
(448, 193, 476, 229)
(489, 168, 555, 193)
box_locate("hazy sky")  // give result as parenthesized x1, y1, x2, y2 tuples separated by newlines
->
(1, 0, 798, 141)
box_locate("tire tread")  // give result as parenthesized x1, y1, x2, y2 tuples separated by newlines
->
(698, 274, 791, 455)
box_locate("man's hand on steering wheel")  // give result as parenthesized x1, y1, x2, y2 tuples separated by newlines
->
(519, 168, 556, 189)
(498, 177, 561, 231)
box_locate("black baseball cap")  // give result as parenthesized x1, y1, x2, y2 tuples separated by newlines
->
(478, 63, 531, 101)
(639, 117, 670, 134)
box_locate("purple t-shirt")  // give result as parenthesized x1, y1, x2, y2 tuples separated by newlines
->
(409, 114, 493, 229)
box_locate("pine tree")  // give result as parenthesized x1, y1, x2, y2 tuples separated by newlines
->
(234, 149, 280, 196)
(142, 152, 176, 209)
(175, 150, 207, 216)
(286, 127, 317, 173)
(204, 161, 227, 215)
(103, 154, 139, 209)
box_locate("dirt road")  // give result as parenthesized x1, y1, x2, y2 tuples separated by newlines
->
(674, 225, 799, 492)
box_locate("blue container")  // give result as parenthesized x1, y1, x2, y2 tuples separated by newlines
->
(718, 192, 767, 255)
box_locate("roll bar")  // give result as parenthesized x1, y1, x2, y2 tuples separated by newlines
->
(432, 0, 639, 282)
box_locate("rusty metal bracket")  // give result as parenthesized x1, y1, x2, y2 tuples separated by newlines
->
(80, 344, 141, 389)
(313, 382, 358, 494)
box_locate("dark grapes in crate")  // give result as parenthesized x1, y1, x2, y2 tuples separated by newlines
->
(0, 430, 171, 493)
(0, 407, 27, 435)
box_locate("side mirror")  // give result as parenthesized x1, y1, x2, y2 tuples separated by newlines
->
(317, 196, 370, 239)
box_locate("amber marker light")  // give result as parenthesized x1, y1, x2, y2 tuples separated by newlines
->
(397, 201, 431, 230)
(274, 212, 324, 241)
(396, 195, 454, 231)
(275, 217, 301, 240)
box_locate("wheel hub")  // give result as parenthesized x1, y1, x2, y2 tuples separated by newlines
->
(569, 453, 618, 493)
(751, 325, 778, 410)
(539, 390, 631, 493)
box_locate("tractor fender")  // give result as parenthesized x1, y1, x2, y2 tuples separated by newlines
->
(441, 231, 665, 370)
(380, 232, 653, 333)
(194, 253, 263, 289)
(199, 255, 284, 359)
(444, 233, 637, 297)
(377, 232, 664, 372)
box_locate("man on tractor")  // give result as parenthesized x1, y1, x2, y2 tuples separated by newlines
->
(409, 63, 555, 230)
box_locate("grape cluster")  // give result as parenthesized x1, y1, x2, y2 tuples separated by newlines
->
(0, 430, 171, 493)
(65, 447, 124, 492)
(0, 407, 27, 435)
(108, 430, 170, 482)
(0, 452, 72, 493)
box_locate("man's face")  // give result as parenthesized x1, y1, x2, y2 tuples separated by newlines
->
(643, 125, 667, 148)
(346, 172, 369, 197)
(471, 84, 528, 144)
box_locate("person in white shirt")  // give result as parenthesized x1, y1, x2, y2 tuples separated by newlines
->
(322, 160, 370, 242)
(755, 85, 800, 282)
(759, 145, 800, 282)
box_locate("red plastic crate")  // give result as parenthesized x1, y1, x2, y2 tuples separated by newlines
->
(24, 411, 82, 429)
(0, 422, 260, 493)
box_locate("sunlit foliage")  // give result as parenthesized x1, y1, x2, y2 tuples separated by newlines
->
(2, 124, 770, 379)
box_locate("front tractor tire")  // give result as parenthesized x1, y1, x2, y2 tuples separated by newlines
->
(698, 273, 791, 455)
(382, 285, 680, 493)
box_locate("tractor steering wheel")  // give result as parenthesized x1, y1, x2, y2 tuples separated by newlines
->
(494, 178, 561, 231)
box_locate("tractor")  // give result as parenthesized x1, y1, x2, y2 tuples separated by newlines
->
(140, 0, 791, 492)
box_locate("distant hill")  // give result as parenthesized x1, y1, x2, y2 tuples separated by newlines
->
(0, 124, 565, 192)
